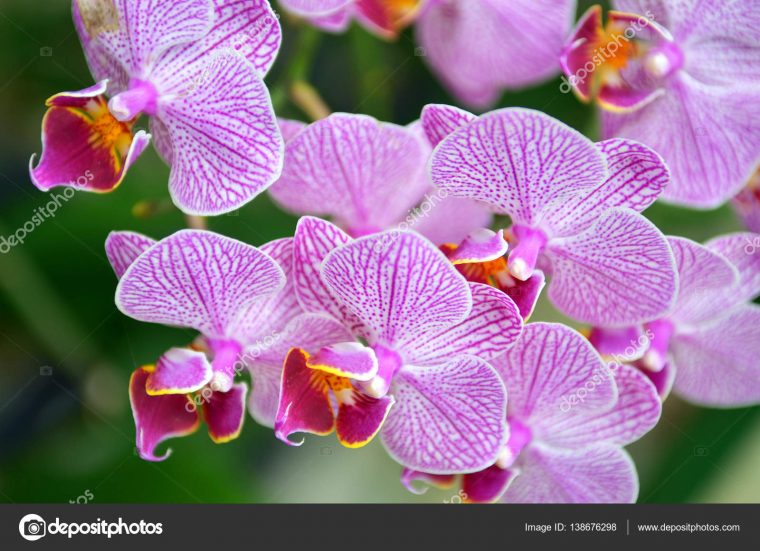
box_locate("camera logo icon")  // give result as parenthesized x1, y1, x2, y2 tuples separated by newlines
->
(19, 514, 46, 541)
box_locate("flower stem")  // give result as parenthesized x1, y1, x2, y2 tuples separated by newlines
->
(184, 214, 207, 230)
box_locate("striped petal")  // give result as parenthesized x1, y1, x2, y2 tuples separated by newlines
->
(155, 51, 283, 215)
(404, 283, 522, 366)
(431, 108, 608, 228)
(270, 114, 428, 234)
(105, 230, 156, 279)
(321, 231, 471, 350)
(544, 208, 677, 326)
(381, 355, 507, 474)
(116, 230, 285, 339)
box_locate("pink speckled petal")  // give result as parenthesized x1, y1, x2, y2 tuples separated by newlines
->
(546, 138, 670, 236)
(230, 237, 302, 345)
(157, 51, 283, 216)
(116, 230, 284, 339)
(431, 108, 607, 227)
(492, 323, 617, 440)
(382, 355, 507, 474)
(420, 103, 476, 147)
(292, 217, 366, 335)
(671, 304, 760, 408)
(105, 230, 156, 279)
(321, 231, 471, 349)
(667, 236, 739, 326)
(544, 208, 677, 326)
(74, 0, 214, 77)
(153, 0, 282, 79)
(404, 282, 522, 366)
(270, 114, 428, 233)
(501, 444, 638, 503)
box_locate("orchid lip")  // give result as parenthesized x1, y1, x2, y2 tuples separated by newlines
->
(507, 225, 548, 281)
(108, 78, 159, 121)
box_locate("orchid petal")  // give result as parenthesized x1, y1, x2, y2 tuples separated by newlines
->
(671, 304, 760, 407)
(381, 355, 507, 474)
(705, 232, 760, 305)
(431, 108, 607, 228)
(116, 230, 285, 339)
(247, 313, 353, 428)
(491, 323, 617, 441)
(336, 390, 394, 448)
(154, 51, 283, 216)
(321, 231, 471, 350)
(29, 83, 150, 193)
(448, 229, 508, 265)
(545, 138, 670, 236)
(105, 230, 156, 279)
(544, 208, 677, 326)
(416, 0, 575, 108)
(404, 283, 522, 366)
(547, 363, 661, 448)
(462, 465, 516, 504)
(292, 217, 365, 333)
(308, 342, 379, 381)
(420, 103, 476, 147)
(501, 444, 638, 503)
(667, 236, 739, 326)
(270, 114, 428, 234)
(274, 348, 336, 446)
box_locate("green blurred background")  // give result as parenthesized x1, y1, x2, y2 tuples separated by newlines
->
(0, 0, 757, 503)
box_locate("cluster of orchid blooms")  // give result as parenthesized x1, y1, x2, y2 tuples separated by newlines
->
(29, 0, 759, 503)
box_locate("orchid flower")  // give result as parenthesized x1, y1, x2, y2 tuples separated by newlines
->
(31, 0, 283, 215)
(270, 113, 489, 246)
(404, 322, 661, 503)
(429, 106, 677, 327)
(561, 1, 760, 208)
(107, 229, 300, 459)
(591, 234, 760, 406)
(279, 0, 576, 108)
(275, 217, 523, 473)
